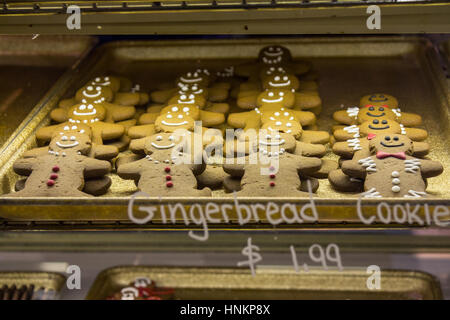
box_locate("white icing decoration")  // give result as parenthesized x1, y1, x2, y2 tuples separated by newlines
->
(362, 187, 383, 198)
(404, 159, 421, 173)
(358, 157, 377, 172)
(346, 106, 360, 118)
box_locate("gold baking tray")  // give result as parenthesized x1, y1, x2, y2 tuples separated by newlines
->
(0, 35, 95, 158)
(0, 271, 66, 300)
(0, 36, 448, 227)
(86, 266, 443, 300)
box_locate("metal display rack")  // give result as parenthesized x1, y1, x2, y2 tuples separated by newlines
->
(0, 1, 449, 301)
(0, 0, 449, 34)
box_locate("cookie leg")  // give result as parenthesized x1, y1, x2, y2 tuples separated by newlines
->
(307, 159, 338, 179)
(299, 177, 319, 193)
(223, 176, 241, 193)
(83, 176, 112, 196)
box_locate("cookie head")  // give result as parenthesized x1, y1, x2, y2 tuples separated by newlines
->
(155, 108, 196, 132)
(261, 109, 302, 138)
(49, 124, 92, 154)
(359, 119, 402, 136)
(257, 89, 295, 108)
(68, 103, 106, 124)
(75, 85, 114, 104)
(360, 93, 398, 108)
(259, 66, 290, 80)
(258, 45, 292, 65)
(88, 76, 121, 92)
(168, 93, 207, 109)
(262, 74, 300, 91)
(258, 132, 296, 154)
(145, 132, 187, 154)
(357, 105, 397, 123)
(177, 70, 210, 87)
(177, 83, 208, 97)
(369, 134, 413, 155)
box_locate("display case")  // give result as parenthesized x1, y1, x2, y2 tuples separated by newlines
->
(0, 0, 449, 302)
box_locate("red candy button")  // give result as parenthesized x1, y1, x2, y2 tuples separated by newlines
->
(270, 174, 276, 179)
(166, 182, 173, 188)
(166, 175, 172, 181)
(164, 167, 171, 173)
(50, 174, 58, 180)
(269, 182, 275, 187)
(52, 166, 60, 173)
(47, 180, 55, 187)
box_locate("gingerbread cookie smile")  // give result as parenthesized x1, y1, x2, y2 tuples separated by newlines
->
(368, 119, 390, 130)
(379, 136, 404, 148)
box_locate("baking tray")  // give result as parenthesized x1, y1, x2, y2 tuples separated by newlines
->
(86, 266, 443, 300)
(0, 271, 65, 300)
(0, 35, 96, 158)
(0, 37, 448, 227)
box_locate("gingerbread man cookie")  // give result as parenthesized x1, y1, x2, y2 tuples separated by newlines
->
(6, 125, 111, 197)
(117, 132, 211, 197)
(235, 45, 312, 79)
(223, 132, 322, 197)
(341, 134, 443, 198)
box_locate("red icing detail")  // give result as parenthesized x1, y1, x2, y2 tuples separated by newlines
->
(166, 175, 172, 181)
(376, 151, 406, 160)
(367, 133, 376, 140)
(52, 166, 60, 172)
(270, 182, 275, 187)
(166, 182, 173, 188)
(382, 104, 389, 109)
(364, 104, 374, 108)
(50, 174, 58, 180)
(47, 180, 55, 187)
(164, 167, 171, 173)
(270, 174, 276, 179)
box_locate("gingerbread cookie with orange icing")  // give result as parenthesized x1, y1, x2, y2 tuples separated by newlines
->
(5, 125, 111, 197)
(341, 134, 442, 198)
(117, 131, 211, 197)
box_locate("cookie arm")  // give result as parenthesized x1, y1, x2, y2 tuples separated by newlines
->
(420, 159, 444, 178)
(291, 110, 316, 126)
(405, 128, 428, 141)
(236, 91, 259, 109)
(90, 144, 119, 161)
(58, 98, 77, 109)
(292, 154, 322, 175)
(228, 111, 252, 128)
(139, 112, 159, 125)
(108, 104, 136, 122)
(294, 92, 321, 110)
(128, 124, 156, 139)
(50, 108, 69, 123)
(398, 112, 422, 127)
(199, 110, 225, 127)
(294, 141, 326, 157)
(412, 141, 430, 157)
(129, 137, 148, 155)
(299, 130, 330, 144)
(208, 86, 229, 102)
(204, 103, 229, 114)
(150, 88, 176, 104)
(99, 122, 125, 141)
(113, 92, 140, 106)
(13, 158, 35, 176)
(332, 110, 354, 125)
(117, 160, 143, 181)
(22, 146, 49, 158)
(341, 159, 367, 179)
(83, 158, 111, 178)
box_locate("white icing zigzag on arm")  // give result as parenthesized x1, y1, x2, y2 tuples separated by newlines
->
(346, 107, 360, 118)
(347, 138, 362, 151)
(404, 159, 421, 173)
(361, 187, 382, 198)
(404, 190, 427, 198)
(343, 125, 360, 138)
(358, 157, 377, 172)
